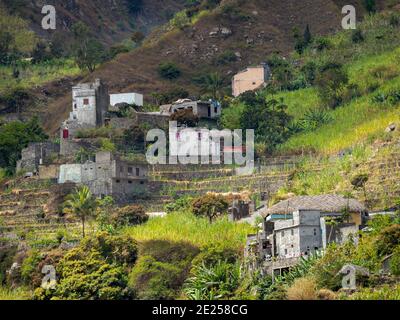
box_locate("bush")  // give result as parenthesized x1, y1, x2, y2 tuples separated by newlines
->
(111, 205, 148, 228)
(351, 29, 364, 43)
(165, 196, 194, 213)
(170, 109, 199, 127)
(184, 261, 242, 300)
(390, 246, 400, 276)
(34, 233, 138, 300)
(375, 224, 400, 257)
(315, 63, 349, 109)
(215, 50, 237, 65)
(128, 240, 199, 300)
(158, 62, 182, 80)
(192, 194, 229, 223)
(287, 277, 317, 300)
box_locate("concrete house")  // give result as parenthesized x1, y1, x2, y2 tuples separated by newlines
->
(58, 151, 148, 200)
(160, 99, 221, 119)
(232, 64, 271, 97)
(110, 92, 143, 108)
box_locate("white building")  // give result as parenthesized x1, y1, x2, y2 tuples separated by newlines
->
(110, 93, 144, 107)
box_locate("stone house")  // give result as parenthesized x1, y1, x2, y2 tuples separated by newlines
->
(58, 151, 148, 200)
(246, 195, 367, 276)
(17, 142, 60, 173)
(232, 63, 271, 97)
(160, 99, 221, 119)
(60, 79, 109, 156)
(69, 79, 109, 128)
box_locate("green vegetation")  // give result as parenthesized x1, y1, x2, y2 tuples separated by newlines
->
(124, 211, 254, 251)
(158, 62, 182, 80)
(0, 117, 48, 173)
(63, 187, 97, 238)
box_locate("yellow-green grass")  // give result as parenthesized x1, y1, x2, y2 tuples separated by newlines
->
(0, 59, 81, 94)
(0, 287, 31, 300)
(124, 211, 255, 251)
(278, 49, 400, 155)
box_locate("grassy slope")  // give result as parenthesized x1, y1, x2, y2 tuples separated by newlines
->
(124, 211, 255, 251)
(274, 14, 400, 155)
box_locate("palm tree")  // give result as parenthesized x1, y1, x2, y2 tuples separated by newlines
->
(204, 72, 224, 100)
(63, 186, 97, 238)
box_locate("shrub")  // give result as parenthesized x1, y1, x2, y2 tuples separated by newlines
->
(316, 288, 337, 300)
(165, 196, 194, 213)
(287, 277, 317, 300)
(351, 29, 364, 43)
(390, 246, 400, 276)
(315, 63, 349, 109)
(192, 194, 229, 223)
(215, 50, 237, 65)
(34, 233, 138, 300)
(128, 240, 199, 300)
(158, 62, 181, 80)
(375, 224, 400, 257)
(111, 205, 148, 228)
(184, 261, 242, 300)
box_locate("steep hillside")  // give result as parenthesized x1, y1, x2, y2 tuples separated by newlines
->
(0, 0, 188, 45)
(39, 0, 345, 133)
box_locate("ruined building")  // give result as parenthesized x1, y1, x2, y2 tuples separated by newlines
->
(58, 151, 148, 200)
(17, 142, 60, 173)
(160, 99, 221, 120)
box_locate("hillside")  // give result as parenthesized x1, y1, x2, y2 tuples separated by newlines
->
(28, 0, 368, 133)
(1, 0, 188, 45)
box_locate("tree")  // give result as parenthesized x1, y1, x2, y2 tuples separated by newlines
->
(158, 62, 181, 80)
(0, 117, 47, 173)
(192, 194, 229, 223)
(126, 0, 143, 14)
(363, 0, 376, 13)
(131, 31, 145, 44)
(63, 186, 97, 238)
(32, 41, 50, 64)
(315, 63, 349, 109)
(0, 30, 13, 65)
(303, 24, 312, 46)
(71, 22, 105, 73)
(239, 92, 292, 153)
(203, 72, 224, 100)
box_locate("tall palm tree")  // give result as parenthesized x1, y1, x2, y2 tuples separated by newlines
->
(63, 186, 97, 238)
(204, 72, 224, 100)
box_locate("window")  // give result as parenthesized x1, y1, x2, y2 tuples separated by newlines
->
(214, 107, 218, 114)
(120, 167, 124, 173)
(116, 180, 120, 183)
(291, 229, 294, 236)
(284, 249, 288, 255)
(281, 231, 285, 237)
(136, 168, 140, 176)
(74, 104, 77, 109)
(128, 167, 133, 174)
(128, 181, 133, 184)
(140, 181, 145, 185)
(83, 98, 89, 105)
(314, 229, 317, 236)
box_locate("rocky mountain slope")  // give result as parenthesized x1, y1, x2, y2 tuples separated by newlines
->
(0, 0, 188, 45)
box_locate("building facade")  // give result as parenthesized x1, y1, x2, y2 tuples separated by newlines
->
(110, 92, 143, 108)
(58, 151, 148, 200)
(232, 64, 271, 97)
